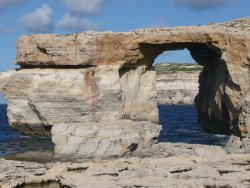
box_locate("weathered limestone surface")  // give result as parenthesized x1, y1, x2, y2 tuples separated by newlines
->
(14, 18, 250, 68)
(238, 92, 250, 137)
(0, 67, 158, 137)
(226, 92, 250, 153)
(1, 143, 250, 188)
(52, 120, 161, 159)
(0, 18, 250, 155)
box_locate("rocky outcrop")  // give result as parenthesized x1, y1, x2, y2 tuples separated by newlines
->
(155, 63, 201, 104)
(0, 17, 250, 156)
(0, 67, 158, 137)
(1, 143, 250, 187)
(226, 92, 250, 153)
(239, 92, 250, 137)
(13, 18, 250, 69)
(52, 120, 161, 159)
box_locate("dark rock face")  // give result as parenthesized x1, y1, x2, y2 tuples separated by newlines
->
(192, 42, 248, 135)
(195, 61, 236, 134)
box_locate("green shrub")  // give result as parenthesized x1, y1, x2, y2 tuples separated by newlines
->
(154, 63, 203, 74)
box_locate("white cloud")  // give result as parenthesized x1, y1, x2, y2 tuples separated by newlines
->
(60, 0, 109, 15)
(174, 0, 233, 11)
(57, 0, 111, 32)
(0, 0, 29, 10)
(56, 14, 96, 32)
(20, 4, 53, 33)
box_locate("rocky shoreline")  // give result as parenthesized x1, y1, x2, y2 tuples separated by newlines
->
(0, 18, 250, 187)
(1, 143, 250, 188)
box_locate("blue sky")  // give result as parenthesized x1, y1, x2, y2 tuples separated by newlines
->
(0, 0, 250, 103)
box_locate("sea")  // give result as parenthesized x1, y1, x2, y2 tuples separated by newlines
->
(0, 104, 230, 157)
(0, 104, 54, 157)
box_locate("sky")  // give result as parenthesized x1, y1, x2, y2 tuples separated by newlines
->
(0, 0, 249, 103)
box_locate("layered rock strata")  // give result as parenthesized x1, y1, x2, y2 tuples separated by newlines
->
(52, 120, 161, 159)
(0, 18, 250, 156)
(0, 67, 158, 137)
(155, 63, 201, 104)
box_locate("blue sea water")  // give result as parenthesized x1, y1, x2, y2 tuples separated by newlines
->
(0, 104, 54, 157)
(158, 105, 230, 145)
(0, 104, 229, 157)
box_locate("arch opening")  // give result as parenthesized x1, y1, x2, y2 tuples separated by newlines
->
(149, 43, 232, 145)
(153, 49, 195, 65)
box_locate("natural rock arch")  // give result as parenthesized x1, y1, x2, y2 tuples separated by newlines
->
(124, 42, 236, 134)
(0, 18, 249, 157)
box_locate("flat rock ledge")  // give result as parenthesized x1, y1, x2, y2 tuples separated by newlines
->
(1, 143, 250, 188)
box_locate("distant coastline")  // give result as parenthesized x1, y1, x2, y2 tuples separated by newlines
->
(154, 63, 202, 105)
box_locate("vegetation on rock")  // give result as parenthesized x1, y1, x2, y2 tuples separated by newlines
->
(154, 63, 203, 74)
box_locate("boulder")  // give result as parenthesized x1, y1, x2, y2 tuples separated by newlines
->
(52, 120, 161, 159)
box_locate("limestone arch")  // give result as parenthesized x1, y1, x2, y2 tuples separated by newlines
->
(128, 42, 240, 134)
(1, 19, 249, 140)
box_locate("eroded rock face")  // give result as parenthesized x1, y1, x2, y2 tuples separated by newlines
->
(238, 92, 250, 137)
(226, 93, 250, 153)
(52, 120, 161, 159)
(0, 67, 158, 137)
(0, 18, 249, 153)
(14, 18, 250, 69)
